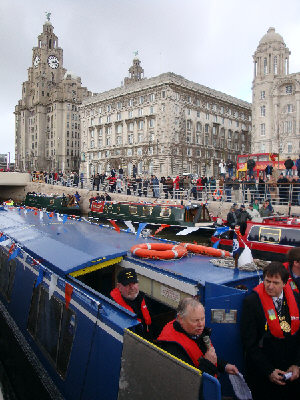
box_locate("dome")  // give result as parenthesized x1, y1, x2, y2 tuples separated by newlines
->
(259, 27, 285, 45)
(64, 71, 79, 80)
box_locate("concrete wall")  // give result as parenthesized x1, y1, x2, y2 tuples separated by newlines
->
(0, 172, 31, 186)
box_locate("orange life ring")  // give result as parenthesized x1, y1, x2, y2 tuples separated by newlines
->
(213, 189, 223, 200)
(131, 243, 188, 260)
(182, 243, 231, 258)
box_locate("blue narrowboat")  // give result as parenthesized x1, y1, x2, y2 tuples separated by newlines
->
(0, 205, 261, 399)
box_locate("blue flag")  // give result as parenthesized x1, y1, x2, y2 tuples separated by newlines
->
(0, 235, 7, 242)
(213, 226, 229, 237)
(136, 223, 147, 239)
(35, 267, 44, 287)
(212, 240, 220, 249)
(63, 215, 68, 224)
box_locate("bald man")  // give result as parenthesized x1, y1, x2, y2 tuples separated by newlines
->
(157, 298, 238, 377)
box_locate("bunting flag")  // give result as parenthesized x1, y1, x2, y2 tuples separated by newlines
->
(212, 239, 220, 249)
(39, 211, 43, 220)
(65, 283, 73, 309)
(154, 224, 170, 235)
(63, 215, 68, 224)
(176, 227, 200, 236)
(8, 247, 20, 261)
(213, 226, 229, 237)
(23, 209, 27, 214)
(0, 239, 10, 247)
(124, 221, 136, 234)
(231, 232, 240, 259)
(49, 212, 54, 218)
(136, 222, 148, 239)
(57, 213, 63, 221)
(34, 211, 38, 216)
(8, 243, 15, 255)
(108, 219, 121, 233)
(35, 267, 44, 287)
(49, 274, 58, 300)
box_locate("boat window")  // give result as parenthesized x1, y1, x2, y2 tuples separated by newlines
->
(279, 228, 300, 247)
(27, 285, 76, 378)
(258, 155, 269, 161)
(142, 206, 153, 217)
(0, 249, 17, 301)
(129, 206, 138, 215)
(160, 207, 171, 218)
(248, 226, 300, 247)
(259, 227, 281, 243)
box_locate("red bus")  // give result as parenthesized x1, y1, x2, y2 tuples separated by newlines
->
(236, 153, 296, 177)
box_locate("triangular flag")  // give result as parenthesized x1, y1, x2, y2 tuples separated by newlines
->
(23, 209, 27, 214)
(63, 215, 68, 224)
(8, 243, 15, 255)
(49, 274, 58, 300)
(39, 211, 43, 220)
(212, 239, 221, 249)
(0, 235, 7, 242)
(35, 267, 44, 287)
(8, 247, 20, 261)
(57, 213, 63, 221)
(238, 245, 254, 267)
(176, 227, 200, 236)
(154, 224, 170, 235)
(124, 221, 136, 234)
(136, 223, 148, 239)
(0, 239, 10, 247)
(65, 283, 73, 309)
(108, 219, 121, 233)
(49, 212, 54, 218)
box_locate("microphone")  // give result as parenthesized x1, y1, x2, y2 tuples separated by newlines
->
(202, 335, 211, 350)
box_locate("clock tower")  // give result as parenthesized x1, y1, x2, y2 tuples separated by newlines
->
(15, 16, 91, 172)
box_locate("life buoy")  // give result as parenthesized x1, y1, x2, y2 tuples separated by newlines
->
(182, 243, 231, 258)
(213, 189, 223, 200)
(131, 243, 188, 260)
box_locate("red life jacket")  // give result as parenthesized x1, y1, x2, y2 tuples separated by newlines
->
(110, 288, 152, 326)
(157, 320, 214, 370)
(283, 262, 299, 293)
(254, 282, 300, 338)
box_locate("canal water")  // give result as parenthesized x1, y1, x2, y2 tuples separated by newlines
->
(0, 217, 212, 399)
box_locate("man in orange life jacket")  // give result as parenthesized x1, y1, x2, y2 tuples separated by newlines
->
(157, 298, 239, 377)
(110, 268, 152, 334)
(241, 262, 300, 400)
(284, 247, 300, 293)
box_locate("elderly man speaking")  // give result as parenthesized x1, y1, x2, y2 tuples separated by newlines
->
(157, 297, 238, 377)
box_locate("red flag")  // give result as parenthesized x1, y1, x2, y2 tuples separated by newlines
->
(108, 219, 121, 233)
(49, 212, 54, 218)
(154, 224, 170, 235)
(34, 211, 38, 216)
(0, 232, 3, 237)
(8, 243, 15, 255)
(65, 283, 73, 310)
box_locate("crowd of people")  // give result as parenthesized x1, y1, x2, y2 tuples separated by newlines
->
(111, 253, 300, 400)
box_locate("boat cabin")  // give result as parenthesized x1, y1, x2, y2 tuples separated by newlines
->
(0, 206, 261, 400)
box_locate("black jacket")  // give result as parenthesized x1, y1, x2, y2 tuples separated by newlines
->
(284, 159, 294, 169)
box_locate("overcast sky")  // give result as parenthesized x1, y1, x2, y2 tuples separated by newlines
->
(1, 0, 300, 162)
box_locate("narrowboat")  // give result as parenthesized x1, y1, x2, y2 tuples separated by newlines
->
(24, 192, 81, 216)
(89, 200, 214, 235)
(211, 216, 300, 261)
(0, 205, 261, 400)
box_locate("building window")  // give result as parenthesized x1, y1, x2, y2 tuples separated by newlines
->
(138, 133, 143, 143)
(129, 98, 133, 106)
(220, 106, 224, 114)
(162, 91, 166, 98)
(150, 93, 155, 102)
(196, 134, 201, 144)
(260, 123, 265, 136)
(128, 122, 134, 132)
(286, 85, 292, 94)
(186, 120, 191, 130)
(138, 108, 143, 116)
(287, 104, 293, 113)
(128, 134, 134, 144)
(117, 112, 121, 121)
(117, 136, 122, 145)
(187, 109, 191, 116)
(206, 113, 209, 120)
(150, 106, 154, 114)
(205, 124, 209, 133)
(138, 121, 144, 130)
(264, 58, 268, 75)
(274, 56, 278, 75)
(107, 115, 111, 123)
(213, 115, 218, 123)
(260, 106, 266, 116)
(197, 111, 200, 118)
(260, 91, 265, 99)
(139, 96, 144, 104)
(284, 121, 293, 134)
(128, 110, 133, 118)
(149, 119, 155, 128)
(117, 102, 122, 109)
(187, 148, 191, 156)
(287, 142, 292, 154)
(196, 122, 202, 132)
(137, 147, 143, 156)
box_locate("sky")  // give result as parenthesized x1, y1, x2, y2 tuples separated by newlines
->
(1, 0, 300, 162)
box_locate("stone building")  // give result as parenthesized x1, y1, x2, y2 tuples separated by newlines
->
(80, 59, 251, 179)
(252, 27, 300, 157)
(15, 17, 91, 172)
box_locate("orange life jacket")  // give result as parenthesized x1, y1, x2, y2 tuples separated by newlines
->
(283, 262, 299, 293)
(254, 282, 300, 338)
(110, 288, 152, 327)
(157, 320, 217, 372)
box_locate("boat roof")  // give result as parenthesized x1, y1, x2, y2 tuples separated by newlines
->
(0, 207, 259, 285)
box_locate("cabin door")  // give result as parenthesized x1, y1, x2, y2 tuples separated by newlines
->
(204, 282, 248, 396)
(118, 329, 221, 400)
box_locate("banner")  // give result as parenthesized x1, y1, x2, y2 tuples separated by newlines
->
(124, 221, 136, 234)
(176, 227, 200, 236)
(65, 283, 73, 309)
(136, 222, 147, 239)
(49, 274, 58, 300)
(108, 219, 121, 233)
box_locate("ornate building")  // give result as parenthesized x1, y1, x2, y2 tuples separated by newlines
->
(15, 17, 91, 172)
(252, 27, 300, 157)
(80, 59, 251, 179)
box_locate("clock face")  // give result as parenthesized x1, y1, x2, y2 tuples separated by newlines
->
(47, 55, 59, 69)
(33, 55, 40, 68)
